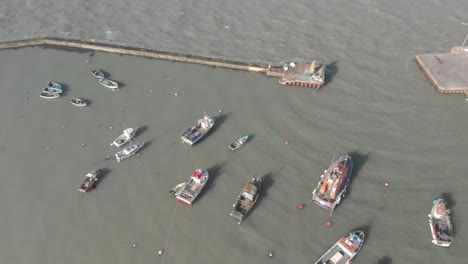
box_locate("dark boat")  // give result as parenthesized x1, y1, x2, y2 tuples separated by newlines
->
(230, 177, 262, 224)
(312, 154, 353, 211)
(77, 170, 99, 193)
(428, 197, 454, 247)
(91, 69, 105, 79)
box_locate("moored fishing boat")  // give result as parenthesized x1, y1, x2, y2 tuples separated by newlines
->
(315, 230, 365, 264)
(428, 197, 454, 247)
(91, 69, 105, 79)
(40, 91, 60, 99)
(77, 170, 99, 193)
(181, 115, 214, 145)
(115, 141, 145, 162)
(230, 177, 261, 223)
(110, 127, 138, 148)
(175, 169, 209, 205)
(312, 154, 353, 211)
(228, 135, 249, 151)
(99, 79, 119, 90)
(70, 98, 87, 107)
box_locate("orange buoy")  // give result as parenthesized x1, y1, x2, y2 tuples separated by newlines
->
(326, 221, 333, 227)
(298, 203, 305, 210)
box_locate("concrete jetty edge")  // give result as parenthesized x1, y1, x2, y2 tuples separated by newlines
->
(0, 37, 285, 77)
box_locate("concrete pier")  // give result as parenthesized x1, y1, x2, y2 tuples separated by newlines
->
(0, 37, 284, 78)
(416, 46, 468, 94)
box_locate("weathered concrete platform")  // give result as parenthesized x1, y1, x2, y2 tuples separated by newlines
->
(416, 46, 468, 94)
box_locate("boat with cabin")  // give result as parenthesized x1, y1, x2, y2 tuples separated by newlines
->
(228, 135, 249, 151)
(175, 169, 209, 205)
(110, 127, 138, 148)
(181, 115, 214, 145)
(115, 141, 145, 162)
(314, 230, 365, 264)
(312, 154, 353, 211)
(77, 170, 99, 193)
(428, 197, 454, 247)
(230, 177, 262, 223)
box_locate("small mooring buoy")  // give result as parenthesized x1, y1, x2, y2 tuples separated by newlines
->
(326, 221, 333, 227)
(158, 249, 164, 255)
(268, 251, 273, 257)
(298, 203, 305, 210)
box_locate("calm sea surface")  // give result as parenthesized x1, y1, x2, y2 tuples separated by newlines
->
(1, 1, 468, 263)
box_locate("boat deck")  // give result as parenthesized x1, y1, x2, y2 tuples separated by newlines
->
(316, 245, 351, 264)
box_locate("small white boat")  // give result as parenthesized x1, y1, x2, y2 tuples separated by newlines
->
(91, 69, 105, 79)
(99, 79, 119, 90)
(115, 141, 145, 162)
(169, 182, 186, 196)
(110, 127, 138, 148)
(70, 98, 87, 107)
(228, 135, 249, 151)
(40, 91, 60, 99)
(315, 230, 365, 264)
(176, 169, 209, 205)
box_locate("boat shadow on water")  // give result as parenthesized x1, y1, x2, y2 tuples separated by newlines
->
(344, 151, 370, 200)
(195, 162, 225, 203)
(56, 83, 69, 94)
(255, 170, 278, 208)
(97, 168, 112, 184)
(136, 125, 149, 137)
(324, 60, 338, 86)
(441, 192, 456, 236)
(375, 256, 393, 264)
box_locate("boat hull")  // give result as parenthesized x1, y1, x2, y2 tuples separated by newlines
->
(228, 136, 249, 151)
(428, 197, 454, 247)
(111, 127, 138, 148)
(115, 142, 144, 162)
(312, 154, 353, 211)
(314, 230, 364, 264)
(230, 177, 261, 223)
(71, 98, 87, 106)
(181, 116, 214, 145)
(176, 170, 209, 205)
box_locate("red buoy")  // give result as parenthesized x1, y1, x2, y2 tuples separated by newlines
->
(326, 221, 333, 227)
(284, 140, 289, 145)
(298, 203, 305, 210)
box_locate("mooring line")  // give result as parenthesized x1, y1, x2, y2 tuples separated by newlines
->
(161, 202, 179, 264)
